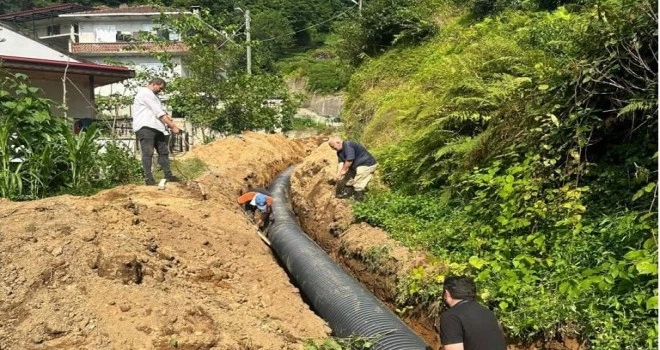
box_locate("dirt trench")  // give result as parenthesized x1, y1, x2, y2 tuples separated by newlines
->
(288, 144, 438, 348)
(288, 143, 585, 350)
(0, 133, 582, 350)
(0, 133, 329, 350)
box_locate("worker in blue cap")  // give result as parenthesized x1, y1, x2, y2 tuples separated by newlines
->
(237, 191, 273, 229)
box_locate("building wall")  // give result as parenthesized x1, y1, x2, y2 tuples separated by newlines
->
(24, 72, 94, 119)
(89, 55, 184, 116)
(78, 19, 178, 43)
(32, 20, 76, 38)
(0, 24, 79, 61)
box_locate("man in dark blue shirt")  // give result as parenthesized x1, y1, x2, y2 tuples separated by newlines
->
(437, 276, 506, 350)
(328, 137, 377, 201)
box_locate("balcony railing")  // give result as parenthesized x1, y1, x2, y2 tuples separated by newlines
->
(71, 42, 187, 54)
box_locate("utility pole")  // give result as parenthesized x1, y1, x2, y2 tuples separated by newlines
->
(245, 9, 251, 75)
(350, 0, 363, 15)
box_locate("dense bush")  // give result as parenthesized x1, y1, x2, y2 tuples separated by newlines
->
(0, 74, 142, 200)
(467, 0, 582, 18)
(348, 0, 657, 347)
(99, 141, 143, 186)
(333, 0, 442, 65)
(277, 52, 353, 93)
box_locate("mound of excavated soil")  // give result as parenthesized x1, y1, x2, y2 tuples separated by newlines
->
(0, 132, 329, 350)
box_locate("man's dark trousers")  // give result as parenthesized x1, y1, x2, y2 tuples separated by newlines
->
(136, 127, 172, 181)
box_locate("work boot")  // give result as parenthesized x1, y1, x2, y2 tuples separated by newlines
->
(353, 190, 365, 202)
(336, 186, 355, 199)
(145, 178, 157, 186)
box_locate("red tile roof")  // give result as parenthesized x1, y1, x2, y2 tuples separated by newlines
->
(71, 42, 188, 54)
(0, 3, 96, 22)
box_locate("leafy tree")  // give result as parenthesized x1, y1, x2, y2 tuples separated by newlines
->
(158, 0, 348, 47)
(150, 11, 299, 135)
(250, 10, 294, 70)
(334, 0, 439, 65)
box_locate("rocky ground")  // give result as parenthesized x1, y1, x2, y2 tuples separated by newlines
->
(0, 133, 329, 350)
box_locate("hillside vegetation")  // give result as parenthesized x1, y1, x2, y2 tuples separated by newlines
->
(344, 0, 657, 348)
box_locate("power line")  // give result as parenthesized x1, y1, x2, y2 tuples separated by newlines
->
(260, 5, 357, 43)
(218, 22, 245, 48)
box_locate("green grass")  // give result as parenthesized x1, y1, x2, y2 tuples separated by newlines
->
(277, 51, 353, 94)
(304, 335, 378, 350)
(154, 157, 207, 182)
(291, 117, 339, 135)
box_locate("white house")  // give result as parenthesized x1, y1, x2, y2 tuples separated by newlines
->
(0, 4, 190, 114)
(0, 3, 95, 52)
(60, 5, 190, 102)
(1, 4, 216, 150)
(0, 23, 134, 122)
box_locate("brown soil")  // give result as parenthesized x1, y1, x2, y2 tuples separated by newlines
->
(0, 132, 330, 350)
(289, 143, 585, 350)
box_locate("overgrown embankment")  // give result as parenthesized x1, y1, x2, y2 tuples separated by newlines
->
(341, 0, 657, 348)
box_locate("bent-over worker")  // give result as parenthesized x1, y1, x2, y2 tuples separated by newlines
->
(237, 191, 273, 229)
(328, 137, 377, 201)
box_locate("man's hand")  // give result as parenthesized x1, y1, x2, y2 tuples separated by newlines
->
(254, 211, 264, 228)
(255, 217, 264, 229)
(159, 114, 181, 134)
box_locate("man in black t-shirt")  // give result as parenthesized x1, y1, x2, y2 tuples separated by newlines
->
(438, 276, 506, 350)
(328, 137, 378, 201)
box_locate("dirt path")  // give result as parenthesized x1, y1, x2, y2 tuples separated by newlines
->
(0, 133, 329, 350)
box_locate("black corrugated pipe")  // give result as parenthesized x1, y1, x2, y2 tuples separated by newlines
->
(268, 167, 431, 350)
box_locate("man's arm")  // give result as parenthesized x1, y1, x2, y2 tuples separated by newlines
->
(336, 142, 355, 179)
(336, 160, 353, 179)
(144, 92, 180, 133)
(159, 114, 180, 134)
(439, 313, 464, 350)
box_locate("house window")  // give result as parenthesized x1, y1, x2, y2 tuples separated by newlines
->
(115, 31, 132, 42)
(156, 28, 170, 41)
(47, 25, 61, 36)
(95, 24, 117, 43)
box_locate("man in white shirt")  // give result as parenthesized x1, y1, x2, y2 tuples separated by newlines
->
(132, 78, 181, 186)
